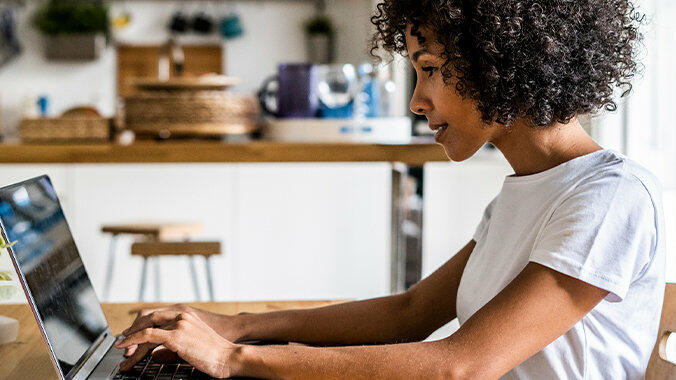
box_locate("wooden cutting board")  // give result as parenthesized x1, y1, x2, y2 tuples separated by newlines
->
(117, 44, 224, 98)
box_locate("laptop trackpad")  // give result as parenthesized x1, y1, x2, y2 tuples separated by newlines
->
(88, 345, 125, 379)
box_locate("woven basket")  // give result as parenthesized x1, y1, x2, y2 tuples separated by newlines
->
(19, 117, 111, 143)
(123, 91, 259, 138)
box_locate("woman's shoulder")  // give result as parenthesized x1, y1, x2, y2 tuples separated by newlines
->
(575, 149, 662, 208)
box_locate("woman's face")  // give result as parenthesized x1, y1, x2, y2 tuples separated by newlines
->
(405, 25, 496, 161)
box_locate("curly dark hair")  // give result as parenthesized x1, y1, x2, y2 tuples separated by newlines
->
(370, 0, 644, 127)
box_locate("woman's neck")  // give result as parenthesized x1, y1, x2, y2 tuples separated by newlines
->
(489, 118, 603, 177)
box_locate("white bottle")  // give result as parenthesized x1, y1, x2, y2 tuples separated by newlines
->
(22, 95, 39, 118)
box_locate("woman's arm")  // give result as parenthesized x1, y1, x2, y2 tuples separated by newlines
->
(233, 239, 477, 346)
(119, 240, 477, 371)
(230, 262, 609, 379)
(122, 240, 476, 348)
(117, 251, 609, 378)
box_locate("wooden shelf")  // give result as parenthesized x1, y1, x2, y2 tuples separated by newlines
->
(0, 140, 448, 165)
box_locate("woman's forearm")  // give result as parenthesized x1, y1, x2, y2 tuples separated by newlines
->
(224, 241, 475, 347)
(231, 292, 431, 346)
(232, 339, 459, 380)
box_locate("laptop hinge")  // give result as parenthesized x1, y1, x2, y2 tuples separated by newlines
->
(71, 330, 116, 380)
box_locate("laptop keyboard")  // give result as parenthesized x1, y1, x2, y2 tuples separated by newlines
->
(112, 354, 216, 380)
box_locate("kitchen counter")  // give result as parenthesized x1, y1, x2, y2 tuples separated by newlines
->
(0, 140, 448, 165)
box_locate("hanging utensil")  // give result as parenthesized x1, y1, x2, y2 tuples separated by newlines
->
(0, 4, 21, 68)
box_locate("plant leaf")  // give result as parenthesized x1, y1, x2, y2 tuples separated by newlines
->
(0, 271, 12, 281)
(0, 236, 17, 250)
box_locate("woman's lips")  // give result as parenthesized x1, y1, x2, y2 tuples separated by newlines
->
(431, 123, 448, 143)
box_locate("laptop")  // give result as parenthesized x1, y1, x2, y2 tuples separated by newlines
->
(0, 175, 232, 379)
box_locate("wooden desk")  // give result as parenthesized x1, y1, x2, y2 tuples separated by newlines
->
(0, 141, 447, 165)
(0, 300, 344, 379)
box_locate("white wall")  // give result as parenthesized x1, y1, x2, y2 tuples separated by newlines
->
(590, 0, 676, 283)
(0, 0, 376, 137)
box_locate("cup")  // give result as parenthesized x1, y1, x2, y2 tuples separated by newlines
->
(220, 13, 243, 39)
(258, 63, 320, 118)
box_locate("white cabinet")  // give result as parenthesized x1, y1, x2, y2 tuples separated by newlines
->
(422, 152, 512, 276)
(0, 155, 515, 308)
(0, 163, 393, 303)
(68, 164, 238, 302)
(231, 163, 392, 301)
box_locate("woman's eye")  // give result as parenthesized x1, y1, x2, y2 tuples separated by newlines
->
(422, 66, 437, 78)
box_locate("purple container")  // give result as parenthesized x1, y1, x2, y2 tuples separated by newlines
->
(258, 63, 320, 118)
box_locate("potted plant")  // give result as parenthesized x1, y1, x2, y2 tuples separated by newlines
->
(303, 15, 334, 64)
(32, 0, 110, 61)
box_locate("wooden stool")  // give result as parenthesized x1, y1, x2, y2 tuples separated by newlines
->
(131, 241, 222, 302)
(100, 223, 203, 301)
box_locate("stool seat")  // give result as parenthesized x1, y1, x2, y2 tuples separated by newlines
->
(101, 223, 203, 240)
(100, 222, 206, 302)
(132, 240, 222, 302)
(131, 241, 221, 257)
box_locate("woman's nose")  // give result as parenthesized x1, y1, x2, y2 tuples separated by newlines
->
(409, 86, 432, 115)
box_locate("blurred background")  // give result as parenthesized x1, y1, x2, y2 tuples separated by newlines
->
(0, 0, 672, 338)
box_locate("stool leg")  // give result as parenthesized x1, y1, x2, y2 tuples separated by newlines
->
(189, 256, 200, 301)
(205, 256, 215, 302)
(139, 257, 149, 302)
(153, 257, 161, 302)
(103, 235, 118, 301)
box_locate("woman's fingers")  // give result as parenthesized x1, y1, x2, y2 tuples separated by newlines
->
(116, 328, 172, 348)
(119, 342, 156, 372)
(123, 307, 158, 336)
(117, 313, 201, 373)
(123, 310, 178, 336)
(124, 345, 137, 357)
(151, 346, 180, 363)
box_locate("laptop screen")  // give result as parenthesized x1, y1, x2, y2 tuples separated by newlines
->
(0, 176, 108, 378)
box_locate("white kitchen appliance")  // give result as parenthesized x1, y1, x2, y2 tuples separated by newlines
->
(263, 117, 412, 143)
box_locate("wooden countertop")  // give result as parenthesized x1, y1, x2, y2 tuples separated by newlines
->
(0, 300, 345, 379)
(0, 141, 448, 165)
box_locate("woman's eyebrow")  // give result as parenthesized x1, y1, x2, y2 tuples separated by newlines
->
(412, 49, 432, 62)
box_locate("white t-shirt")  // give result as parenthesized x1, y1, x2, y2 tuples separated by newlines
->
(456, 149, 666, 379)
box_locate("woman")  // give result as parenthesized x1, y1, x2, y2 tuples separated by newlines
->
(116, 0, 665, 378)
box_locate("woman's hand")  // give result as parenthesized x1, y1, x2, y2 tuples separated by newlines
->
(115, 311, 243, 378)
(123, 304, 240, 340)
(119, 304, 243, 371)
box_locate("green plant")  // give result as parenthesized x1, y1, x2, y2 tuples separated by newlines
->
(304, 15, 334, 36)
(32, 0, 110, 36)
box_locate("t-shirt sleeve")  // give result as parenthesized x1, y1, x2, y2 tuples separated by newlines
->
(473, 195, 499, 243)
(529, 169, 657, 302)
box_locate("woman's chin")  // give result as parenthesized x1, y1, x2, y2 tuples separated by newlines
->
(439, 143, 464, 162)
(439, 142, 479, 162)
